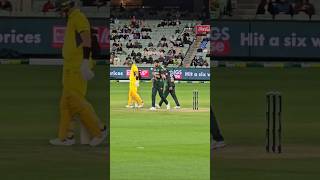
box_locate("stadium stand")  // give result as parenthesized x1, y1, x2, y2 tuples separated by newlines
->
(215, 0, 318, 20)
(0, 0, 109, 17)
(210, 0, 234, 19)
(110, 18, 210, 67)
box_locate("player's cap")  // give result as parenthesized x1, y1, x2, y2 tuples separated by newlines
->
(154, 59, 159, 63)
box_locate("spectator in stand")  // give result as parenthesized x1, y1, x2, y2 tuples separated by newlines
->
(183, 36, 192, 45)
(113, 55, 121, 66)
(163, 57, 170, 66)
(269, 0, 294, 16)
(195, 48, 203, 59)
(111, 29, 118, 40)
(158, 41, 168, 48)
(143, 48, 148, 56)
(174, 57, 183, 67)
(131, 16, 139, 28)
(198, 56, 209, 67)
(141, 25, 152, 32)
(147, 56, 153, 64)
(0, 0, 12, 12)
(158, 20, 166, 27)
(119, 2, 125, 12)
(117, 43, 123, 53)
(126, 40, 134, 48)
(148, 42, 153, 47)
(176, 52, 184, 60)
(159, 49, 165, 58)
(131, 50, 136, 57)
(168, 47, 176, 56)
(123, 56, 132, 65)
(161, 35, 167, 42)
(256, 0, 268, 14)
(294, 0, 315, 17)
(136, 51, 142, 57)
(135, 56, 142, 64)
(170, 35, 176, 46)
(42, 0, 55, 13)
(190, 57, 199, 67)
(142, 33, 151, 39)
(176, 36, 183, 47)
(133, 40, 142, 48)
(197, 55, 209, 67)
(110, 53, 115, 65)
(142, 56, 148, 63)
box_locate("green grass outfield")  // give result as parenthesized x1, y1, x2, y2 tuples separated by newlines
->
(212, 68, 320, 179)
(0, 65, 108, 180)
(110, 81, 210, 180)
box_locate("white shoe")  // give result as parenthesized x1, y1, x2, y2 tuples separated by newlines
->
(174, 106, 181, 109)
(49, 138, 75, 146)
(155, 104, 161, 109)
(166, 103, 170, 110)
(134, 103, 138, 108)
(126, 105, 134, 108)
(137, 103, 144, 108)
(211, 141, 226, 150)
(149, 107, 156, 111)
(89, 128, 107, 147)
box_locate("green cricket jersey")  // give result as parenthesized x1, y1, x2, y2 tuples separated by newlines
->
(152, 65, 165, 87)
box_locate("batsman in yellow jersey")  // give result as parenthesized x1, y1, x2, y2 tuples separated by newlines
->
(50, 0, 106, 146)
(126, 60, 144, 108)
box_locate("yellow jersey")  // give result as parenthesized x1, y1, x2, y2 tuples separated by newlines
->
(129, 64, 138, 88)
(62, 9, 91, 69)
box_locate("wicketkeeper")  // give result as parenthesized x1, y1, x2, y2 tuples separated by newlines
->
(50, 0, 106, 146)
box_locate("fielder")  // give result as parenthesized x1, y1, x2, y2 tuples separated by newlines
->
(150, 60, 169, 110)
(158, 65, 180, 109)
(211, 105, 226, 149)
(126, 60, 144, 108)
(50, 0, 106, 146)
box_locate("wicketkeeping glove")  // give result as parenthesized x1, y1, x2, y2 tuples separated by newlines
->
(80, 59, 94, 80)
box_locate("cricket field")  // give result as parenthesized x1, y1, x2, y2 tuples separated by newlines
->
(110, 81, 210, 180)
(212, 67, 320, 179)
(0, 65, 108, 180)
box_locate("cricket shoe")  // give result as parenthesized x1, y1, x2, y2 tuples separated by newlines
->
(125, 105, 134, 108)
(149, 107, 156, 111)
(89, 126, 107, 147)
(166, 103, 171, 110)
(137, 103, 144, 108)
(174, 106, 181, 109)
(49, 138, 75, 146)
(155, 104, 161, 109)
(211, 141, 226, 150)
